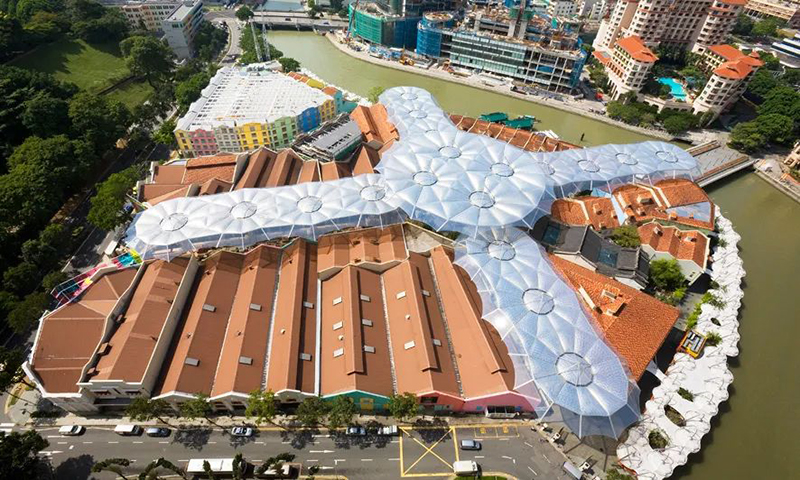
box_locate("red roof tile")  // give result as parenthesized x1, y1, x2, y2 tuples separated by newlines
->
(616, 36, 658, 63)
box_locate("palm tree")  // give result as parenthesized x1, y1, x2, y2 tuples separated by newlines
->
(92, 458, 132, 480)
(138, 457, 187, 480)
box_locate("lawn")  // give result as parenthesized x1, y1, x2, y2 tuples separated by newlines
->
(10, 38, 129, 92)
(105, 79, 154, 110)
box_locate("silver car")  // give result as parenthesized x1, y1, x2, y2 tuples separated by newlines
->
(231, 426, 254, 437)
(460, 439, 482, 450)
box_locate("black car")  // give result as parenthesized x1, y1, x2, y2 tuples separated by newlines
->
(145, 427, 171, 437)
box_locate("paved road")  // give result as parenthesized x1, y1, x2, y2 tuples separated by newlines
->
(28, 422, 574, 479)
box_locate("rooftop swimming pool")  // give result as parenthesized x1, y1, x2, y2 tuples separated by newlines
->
(658, 77, 688, 100)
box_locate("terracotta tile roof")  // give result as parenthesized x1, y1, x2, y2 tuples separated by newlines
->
(613, 180, 714, 230)
(152, 165, 186, 185)
(265, 240, 318, 395)
(616, 36, 658, 63)
(140, 184, 191, 205)
(450, 115, 579, 152)
(593, 50, 612, 65)
(297, 160, 321, 184)
(429, 247, 516, 399)
(233, 149, 279, 190)
(265, 149, 304, 187)
(550, 197, 619, 230)
(156, 252, 244, 397)
(349, 144, 381, 175)
(211, 245, 282, 398)
(708, 44, 763, 67)
(714, 60, 753, 80)
(317, 225, 407, 278)
(322, 86, 340, 96)
(92, 259, 190, 383)
(319, 265, 394, 398)
(550, 256, 679, 380)
(350, 104, 399, 146)
(183, 155, 237, 184)
(638, 223, 709, 269)
(30, 269, 138, 393)
(383, 253, 461, 401)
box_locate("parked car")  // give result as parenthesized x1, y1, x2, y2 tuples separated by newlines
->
(459, 439, 482, 451)
(376, 425, 399, 436)
(145, 427, 171, 437)
(231, 426, 254, 437)
(345, 426, 366, 436)
(58, 425, 85, 436)
(114, 424, 143, 436)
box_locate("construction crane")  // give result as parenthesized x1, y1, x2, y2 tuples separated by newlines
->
(250, 20, 263, 62)
(262, 21, 270, 61)
(346, 0, 359, 44)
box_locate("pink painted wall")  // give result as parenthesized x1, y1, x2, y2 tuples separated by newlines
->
(461, 391, 539, 413)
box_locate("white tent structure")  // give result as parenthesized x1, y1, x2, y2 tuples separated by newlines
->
(124, 86, 704, 439)
(617, 214, 745, 478)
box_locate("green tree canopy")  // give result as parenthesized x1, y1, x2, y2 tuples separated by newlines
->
(21, 91, 70, 135)
(649, 258, 686, 292)
(367, 86, 385, 104)
(21, 223, 68, 269)
(732, 13, 753, 36)
(746, 69, 778, 98)
(7, 292, 49, 333)
(153, 118, 177, 145)
(610, 224, 641, 248)
(327, 396, 357, 429)
(755, 113, 796, 145)
(235, 5, 253, 21)
(751, 17, 784, 38)
(245, 389, 277, 425)
(387, 392, 418, 422)
(757, 86, 800, 119)
(179, 393, 212, 421)
(661, 112, 698, 135)
(72, 8, 128, 43)
(120, 35, 174, 87)
(728, 121, 766, 153)
(3, 261, 40, 295)
(0, 346, 34, 395)
(0, 430, 49, 478)
(296, 396, 329, 426)
(87, 165, 141, 231)
(69, 92, 131, 154)
(126, 397, 171, 423)
(278, 57, 301, 73)
(175, 71, 211, 112)
(92, 458, 132, 480)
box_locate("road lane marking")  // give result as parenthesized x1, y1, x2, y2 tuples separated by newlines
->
(281, 440, 291, 444)
(306, 459, 319, 463)
(474, 456, 484, 459)
(524, 442, 534, 448)
(208, 441, 217, 444)
(83, 442, 92, 444)
(391, 439, 400, 443)
(389, 458, 400, 461)
(309, 450, 334, 453)
(69, 445, 74, 450)
(159, 441, 169, 444)
(255, 441, 265, 444)
(133, 441, 143, 444)
(498, 437, 510, 441)
(57, 442, 67, 444)
(108, 441, 119, 444)
(361, 459, 373, 462)
(501, 455, 516, 464)
(543, 453, 551, 464)
(528, 466, 538, 476)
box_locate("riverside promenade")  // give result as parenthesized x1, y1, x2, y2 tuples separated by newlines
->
(324, 33, 676, 142)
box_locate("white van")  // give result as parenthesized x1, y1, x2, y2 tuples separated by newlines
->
(114, 424, 142, 436)
(453, 460, 479, 475)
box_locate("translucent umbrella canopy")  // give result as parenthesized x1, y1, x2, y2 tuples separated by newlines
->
(453, 229, 639, 438)
(123, 86, 703, 439)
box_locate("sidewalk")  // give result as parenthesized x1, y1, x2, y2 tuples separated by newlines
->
(755, 158, 800, 204)
(325, 33, 674, 142)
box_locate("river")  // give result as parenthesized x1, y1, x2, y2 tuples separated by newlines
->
(269, 31, 800, 479)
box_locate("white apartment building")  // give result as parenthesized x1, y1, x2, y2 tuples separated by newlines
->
(122, 1, 182, 31)
(594, 35, 659, 100)
(692, 44, 763, 119)
(743, 0, 800, 28)
(593, 0, 746, 54)
(162, 0, 205, 59)
(548, 0, 578, 16)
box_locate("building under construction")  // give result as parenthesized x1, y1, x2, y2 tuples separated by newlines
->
(348, 0, 462, 49)
(416, 6, 588, 92)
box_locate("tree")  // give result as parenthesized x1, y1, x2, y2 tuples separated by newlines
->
(755, 113, 795, 145)
(139, 457, 187, 480)
(746, 69, 778, 98)
(327, 396, 357, 429)
(154, 118, 177, 145)
(87, 165, 141, 231)
(728, 121, 766, 153)
(92, 458, 132, 480)
(732, 13, 753, 36)
(203, 460, 217, 480)
(606, 467, 635, 480)
(759, 51, 781, 71)
(661, 111, 698, 135)
(21, 223, 68, 269)
(194, 21, 227, 63)
(69, 92, 131, 154)
(72, 9, 129, 43)
(14, 0, 63, 23)
(24, 11, 65, 43)
(649, 258, 686, 292)
(296, 396, 329, 426)
(235, 5, 253, 21)
(256, 453, 296, 476)
(7, 292, 49, 333)
(7, 134, 83, 182)
(758, 86, 800, 119)
(41, 270, 68, 291)
(610, 225, 641, 248)
(175, 71, 211, 112)
(21, 91, 70, 136)
(0, 431, 49, 478)
(232, 452, 244, 480)
(278, 57, 301, 73)
(367, 86, 385, 104)
(751, 17, 784, 38)
(245, 389, 277, 425)
(120, 35, 174, 87)
(3, 262, 41, 295)
(0, 158, 68, 232)
(179, 393, 212, 422)
(126, 397, 172, 424)
(387, 392, 418, 422)
(0, 346, 36, 405)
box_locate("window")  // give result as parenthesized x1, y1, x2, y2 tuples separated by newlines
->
(420, 396, 438, 404)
